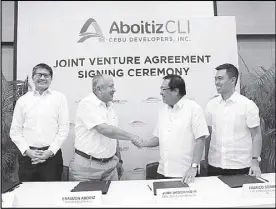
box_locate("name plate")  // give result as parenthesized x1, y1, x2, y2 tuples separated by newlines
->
(58, 191, 102, 207)
(242, 183, 275, 198)
(156, 187, 201, 204)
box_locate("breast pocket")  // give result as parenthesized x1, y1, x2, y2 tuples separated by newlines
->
(234, 110, 246, 127)
(172, 115, 190, 134)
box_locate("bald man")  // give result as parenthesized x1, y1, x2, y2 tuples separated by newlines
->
(69, 74, 142, 181)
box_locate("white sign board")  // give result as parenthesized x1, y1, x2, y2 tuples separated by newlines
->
(16, 2, 238, 179)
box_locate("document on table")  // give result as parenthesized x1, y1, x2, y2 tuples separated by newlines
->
(218, 174, 265, 188)
(71, 180, 111, 194)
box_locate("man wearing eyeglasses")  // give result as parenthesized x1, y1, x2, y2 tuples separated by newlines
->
(10, 63, 70, 182)
(133, 74, 209, 184)
(69, 74, 143, 181)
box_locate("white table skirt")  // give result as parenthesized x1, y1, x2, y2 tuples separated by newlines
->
(2, 173, 275, 208)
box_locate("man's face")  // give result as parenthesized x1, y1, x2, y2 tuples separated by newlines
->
(215, 69, 235, 94)
(98, 76, 116, 103)
(160, 79, 176, 106)
(32, 68, 52, 92)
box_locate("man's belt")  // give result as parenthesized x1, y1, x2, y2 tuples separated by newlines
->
(75, 149, 114, 163)
(29, 146, 49, 150)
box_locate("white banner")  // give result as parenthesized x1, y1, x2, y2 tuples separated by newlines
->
(17, 2, 238, 180)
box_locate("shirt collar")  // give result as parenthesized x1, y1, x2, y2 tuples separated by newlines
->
(90, 92, 113, 108)
(168, 96, 186, 109)
(219, 91, 238, 104)
(33, 88, 52, 96)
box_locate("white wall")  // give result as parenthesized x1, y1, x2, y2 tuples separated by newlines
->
(1, 1, 15, 42)
(217, 1, 275, 34)
(1, 1, 15, 81)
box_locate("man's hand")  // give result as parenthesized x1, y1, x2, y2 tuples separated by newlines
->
(31, 158, 46, 165)
(248, 160, 261, 177)
(181, 167, 197, 184)
(25, 149, 46, 164)
(25, 149, 44, 159)
(131, 135, 144, 148)
(38, 150, 54, 160)
(116, 161, 124, 179)
(30, 150, 53, 164)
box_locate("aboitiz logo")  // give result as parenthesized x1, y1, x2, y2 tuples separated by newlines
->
(129, 121, 147, 127)
(78, 18, 105, 43)
(78, 18, 191, 43)
(143, 97, 162, 103)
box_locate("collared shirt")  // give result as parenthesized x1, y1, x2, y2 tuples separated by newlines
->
(205, 91, 260, 169)
(74, 93, 117, 158)
(10, 89, 70, 155)
(153, 96, 209, 177)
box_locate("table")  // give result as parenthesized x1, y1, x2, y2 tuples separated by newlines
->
(2, 173, 275, 207)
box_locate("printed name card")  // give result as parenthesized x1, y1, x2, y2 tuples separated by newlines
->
(58, 191, 102, 207)
(242, 183, 275, 198)
(156, 187, 202, 205)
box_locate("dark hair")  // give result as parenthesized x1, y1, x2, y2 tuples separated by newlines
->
(215, 63, 239, 86)
(163, 74, 186, 96)
(32, 63, 53, 78)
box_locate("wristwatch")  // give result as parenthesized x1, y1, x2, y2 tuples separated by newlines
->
(252, 157, 261, 162)
(191, 163, 199, 168)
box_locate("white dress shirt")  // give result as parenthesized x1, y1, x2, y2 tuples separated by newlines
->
(153, 96, 209, 177)
(205, 91, 260, 169)
(74, 93, 117, 158)
(10, 89, 70, 155)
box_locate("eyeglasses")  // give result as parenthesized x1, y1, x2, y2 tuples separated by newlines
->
(34, 73, 51, 78)
(160, 87, 171, 91)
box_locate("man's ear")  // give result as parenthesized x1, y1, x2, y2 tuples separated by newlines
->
(174, 88, 180, 95)
(96, 86, 101, 93)
(232, 77, 237, 85)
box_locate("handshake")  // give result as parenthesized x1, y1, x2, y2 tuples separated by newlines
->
(130, 135, 146, 148)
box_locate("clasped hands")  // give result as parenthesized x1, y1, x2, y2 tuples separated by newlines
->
(25, 149, 53, 164)
(130, 135, 146, 148)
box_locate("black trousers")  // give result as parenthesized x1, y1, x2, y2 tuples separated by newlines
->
(207, 164, 250, 176)
(18, 149, 63, 182)
(156, 171, 199, 179)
